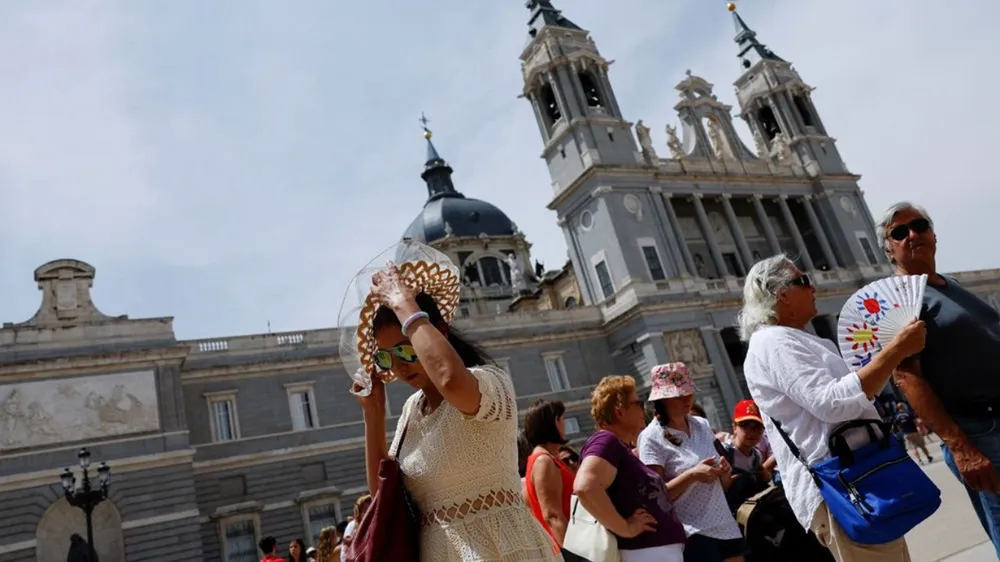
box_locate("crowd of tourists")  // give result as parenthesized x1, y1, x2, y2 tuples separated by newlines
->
(247, 494, 374, 562)
(319, 199, 1000, 562)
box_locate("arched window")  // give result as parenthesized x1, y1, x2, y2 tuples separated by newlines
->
(480, 256, 507, 286)
(539, 83, 561, 123)
(564, 296, 578, 308)
(756, 106, 781, 140)
(793, 95, 815, 128)
(578, 72, 604, 108)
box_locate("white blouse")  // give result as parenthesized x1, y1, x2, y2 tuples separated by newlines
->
(742, 325, 881, 529)
(637, 415, 742, 540)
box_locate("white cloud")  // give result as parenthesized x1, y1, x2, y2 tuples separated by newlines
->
(0, 0, 996, 337)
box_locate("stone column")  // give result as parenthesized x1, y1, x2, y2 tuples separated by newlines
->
(777, 195, 816, 271)
(751, 194, 782, 255)
(527, 92, 550, 142)
(649, 189, 684, 278)
(547, 71, 573, 123)
(691, 195, 728, 277)
(802, 195, 838, 268)
(662, 195, 697, 276)
(720, 194, 754, 272)
(699, 326, 741, 412)
(595, 65, 623, 117)
(636, 332, 670, 386)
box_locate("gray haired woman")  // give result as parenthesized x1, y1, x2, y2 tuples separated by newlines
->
(737, 255, 925, 562)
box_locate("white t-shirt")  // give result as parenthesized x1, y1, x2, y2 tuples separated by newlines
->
(637, 415, 742, 540)
(340, 519, 357, 562)
(743, 325, 880, 529)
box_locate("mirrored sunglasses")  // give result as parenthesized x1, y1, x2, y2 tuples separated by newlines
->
(373, 345, 419, 371)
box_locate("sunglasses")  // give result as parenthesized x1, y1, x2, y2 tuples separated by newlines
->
(737, 420, 765, 430)
(373, 345, 419, 371)
(789, 274, 812, 288)
(889, 218, 931, 242)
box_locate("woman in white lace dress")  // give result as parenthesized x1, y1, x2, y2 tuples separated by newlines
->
(349, 250, 561, 562)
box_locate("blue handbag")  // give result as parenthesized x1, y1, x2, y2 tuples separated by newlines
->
(772, 418, 941, 545)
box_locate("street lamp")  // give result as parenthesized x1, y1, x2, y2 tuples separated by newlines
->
(60, 448, 111, 550)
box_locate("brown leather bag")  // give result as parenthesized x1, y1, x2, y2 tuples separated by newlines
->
(345, 420, 420, 562)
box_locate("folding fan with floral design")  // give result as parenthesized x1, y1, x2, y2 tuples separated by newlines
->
(837, 274, 927, 367)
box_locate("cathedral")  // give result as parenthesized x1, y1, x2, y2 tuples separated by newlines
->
(2, 2, 999, 561)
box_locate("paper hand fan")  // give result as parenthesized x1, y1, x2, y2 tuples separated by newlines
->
(837, 274, 927, 367)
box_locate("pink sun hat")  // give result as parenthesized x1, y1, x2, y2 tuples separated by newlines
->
(648, 362, 696, 401)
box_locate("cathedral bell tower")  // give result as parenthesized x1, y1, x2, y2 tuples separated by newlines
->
(519, 0, 640, 196)
(729, 4, 847, 176)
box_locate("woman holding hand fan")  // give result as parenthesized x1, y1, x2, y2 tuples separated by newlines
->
(737, 255, 926, 562)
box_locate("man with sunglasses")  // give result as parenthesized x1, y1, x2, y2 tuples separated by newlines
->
(879, 201, 1000, 557)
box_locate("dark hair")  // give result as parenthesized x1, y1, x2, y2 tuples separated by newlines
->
(690, 403, 707, 418)
(259, 536, 278, 554)
(559, 445, 579, 464)
(652, 400, 683, 446)
(524, 399, 569, 447)
(517, 431, 531, 477)
(336, 520, 350, 535)
(372, 292, 491, 369)
(290, 538, 306, 560)
(652, 399, 669, 422)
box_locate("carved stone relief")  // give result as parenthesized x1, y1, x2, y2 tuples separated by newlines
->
(708, 212, 732, 243)
(623, 194, 643, 222)
(664, 330, 709, 366)
(679, 217, 701, 240)
(737, 216, 759, 237)
(840, 196, 858, 218)
(0, 371, 160, 451)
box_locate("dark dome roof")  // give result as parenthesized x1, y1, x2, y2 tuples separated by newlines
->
(403, 194, 515, 243)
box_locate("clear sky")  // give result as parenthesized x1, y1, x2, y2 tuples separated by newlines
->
(0, 0, 996, 340)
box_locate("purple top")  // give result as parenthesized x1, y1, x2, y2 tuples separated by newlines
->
(579, 430, 686, 551)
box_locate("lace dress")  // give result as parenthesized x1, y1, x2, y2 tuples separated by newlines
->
(389, 365, 562, 562)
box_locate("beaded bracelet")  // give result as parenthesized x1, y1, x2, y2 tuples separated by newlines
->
(401, 311, 430, 337)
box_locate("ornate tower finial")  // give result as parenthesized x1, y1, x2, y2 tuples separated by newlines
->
(418, 115, 460, 201)
(730, 5, 784, 69)
(420, 111, 432, 139)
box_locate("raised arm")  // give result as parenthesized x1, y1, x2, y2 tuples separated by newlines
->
(355, 377, 390, 496)
(769, 322, 924, 422)
(894, 358, 1000, 492)
(371, 263, 484, 416)
(395, 300, 485, 415)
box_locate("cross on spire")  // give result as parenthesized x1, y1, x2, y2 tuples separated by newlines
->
(419, 112, 430, 130)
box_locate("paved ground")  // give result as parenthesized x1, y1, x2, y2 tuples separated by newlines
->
(904, 442, 993, 561)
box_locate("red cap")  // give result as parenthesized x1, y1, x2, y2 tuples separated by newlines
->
(733, 399, 763, 424)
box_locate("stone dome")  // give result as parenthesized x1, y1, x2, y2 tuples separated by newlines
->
(403, 194, 515, 243)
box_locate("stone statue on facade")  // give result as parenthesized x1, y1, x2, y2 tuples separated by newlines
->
(706, 118, 726, 160)
(665, 124, 684, 159)
(634, 120, 658, 165)
(752, 129, 768, 159)
(534, 260, 545, 279)
(507, 254, 527, 293)
(769, 132, 792, 163)
(443, 222, 454, 237)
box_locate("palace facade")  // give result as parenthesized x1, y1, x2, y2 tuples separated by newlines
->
(3, 3, 1000, 561)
